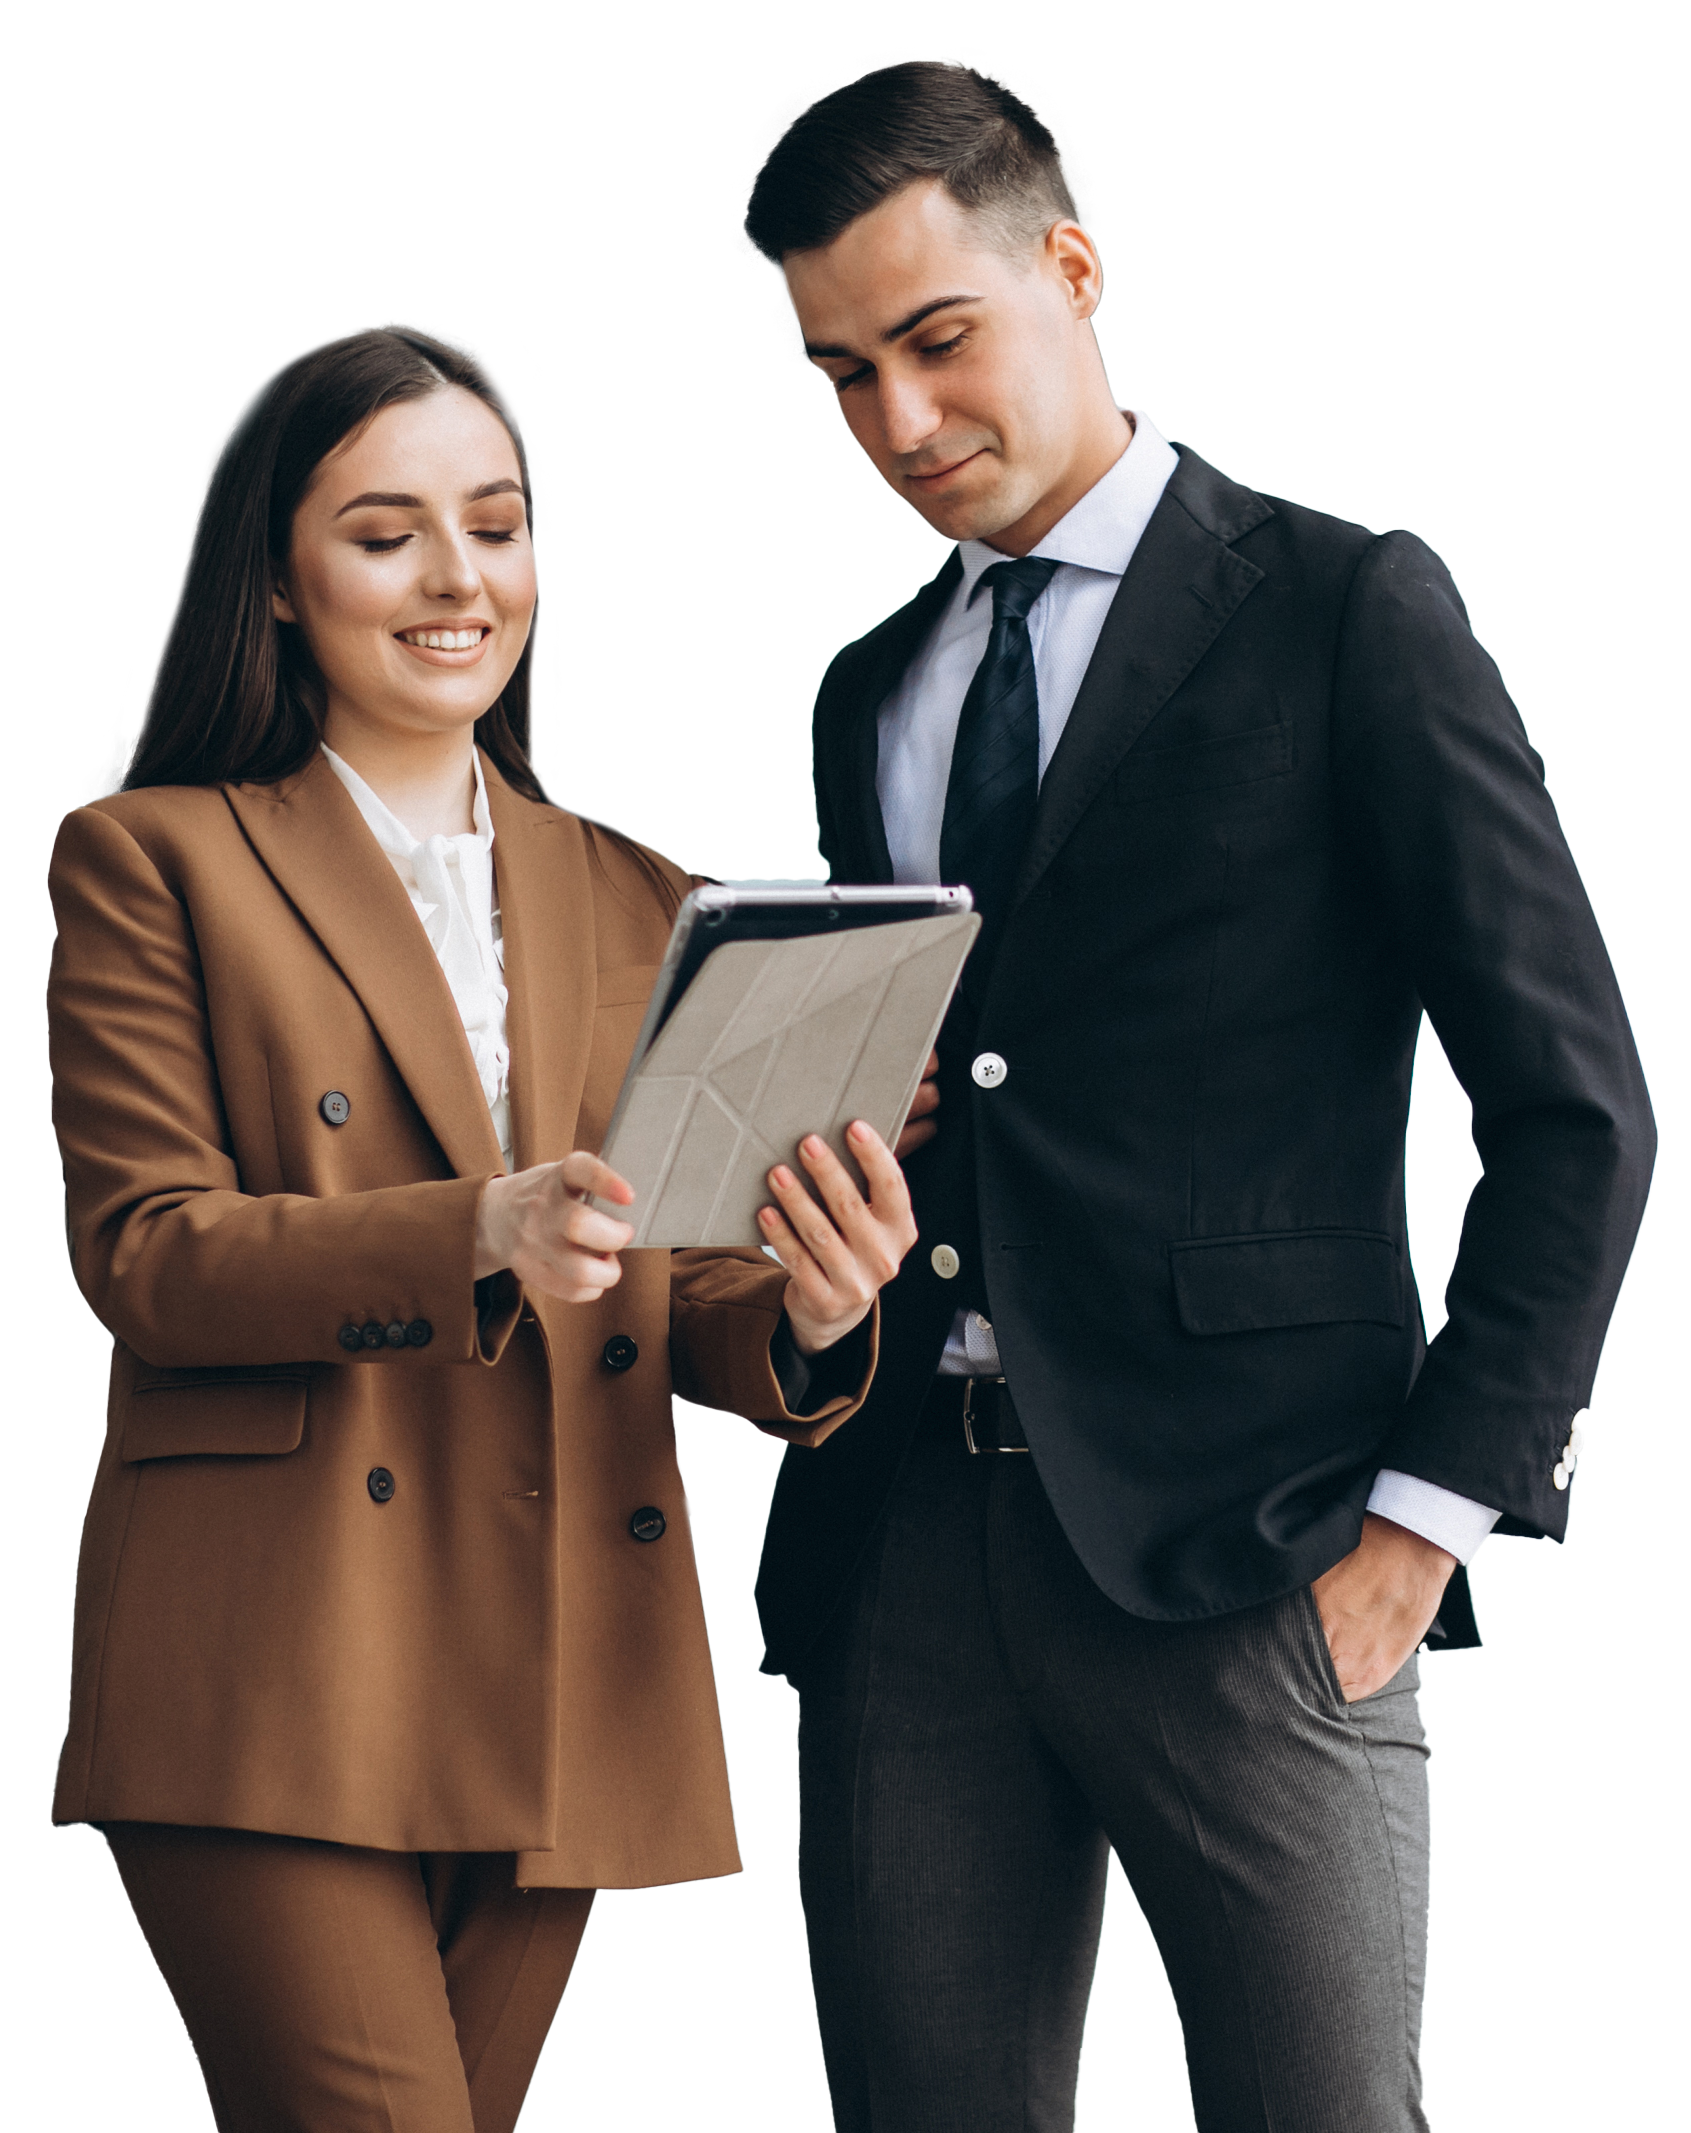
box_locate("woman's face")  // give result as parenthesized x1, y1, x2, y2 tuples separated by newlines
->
(274, 386, 536, 746)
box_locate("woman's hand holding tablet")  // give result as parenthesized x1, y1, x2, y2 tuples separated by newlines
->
(474, 1124, 915, 1354)
(759, 1121, 916, 1354)
(474, 1151, 639, 1302)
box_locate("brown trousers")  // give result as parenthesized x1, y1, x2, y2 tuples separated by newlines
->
(107, 1825, 593, 2133)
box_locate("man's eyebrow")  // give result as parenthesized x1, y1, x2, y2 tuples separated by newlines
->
(803, 293, 984, 361)
(332, 478, 523, 519)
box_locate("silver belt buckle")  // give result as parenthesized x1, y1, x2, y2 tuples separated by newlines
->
(962, 1376, 1028, 1454)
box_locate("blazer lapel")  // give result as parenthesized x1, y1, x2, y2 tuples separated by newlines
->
(483, 765, 598, 1173)
(827, 551, 962, 884)
(224, 751, 504, 1179)
(1011, 449, 1273, 909)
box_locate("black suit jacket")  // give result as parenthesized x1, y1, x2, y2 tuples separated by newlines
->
(755, 445, 1654, 1678)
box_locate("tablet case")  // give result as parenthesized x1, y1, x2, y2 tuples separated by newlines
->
(600, 908, 979, 1247)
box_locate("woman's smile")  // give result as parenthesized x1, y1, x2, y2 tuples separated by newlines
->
(395, 622, 492, 664)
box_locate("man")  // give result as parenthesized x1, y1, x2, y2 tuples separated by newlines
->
(742, 62, 1653, 2133)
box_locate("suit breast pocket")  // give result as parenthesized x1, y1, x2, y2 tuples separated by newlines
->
(595, 964, 662, 1013)
(579, 963, 663, 1153)
(1112, 720, 1295, 806)
(121, 1365, 310, 1462)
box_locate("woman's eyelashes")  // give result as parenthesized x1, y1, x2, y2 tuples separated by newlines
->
(354, 526, 522, 555)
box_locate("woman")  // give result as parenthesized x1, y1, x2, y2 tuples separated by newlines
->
(47, 326, 913, 2131)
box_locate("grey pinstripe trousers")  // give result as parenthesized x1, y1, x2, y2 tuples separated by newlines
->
(796, 1399, 1431, 2133)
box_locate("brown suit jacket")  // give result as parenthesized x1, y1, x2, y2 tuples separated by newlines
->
(47, 749, 870, 1887)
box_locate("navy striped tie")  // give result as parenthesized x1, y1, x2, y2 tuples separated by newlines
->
(938, 557, 1060, 962)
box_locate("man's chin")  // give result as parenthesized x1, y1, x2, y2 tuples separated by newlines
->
(902, 481, 1028, 547)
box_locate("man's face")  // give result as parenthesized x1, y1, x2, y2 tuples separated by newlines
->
(784, 179, 1108, 547)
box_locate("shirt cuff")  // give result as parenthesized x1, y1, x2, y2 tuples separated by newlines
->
(1367, 1469, 1501, 1565)
(768, 1313, 875, 1419)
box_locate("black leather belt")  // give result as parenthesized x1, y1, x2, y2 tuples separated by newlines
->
(926, 1374, 1029, 1454)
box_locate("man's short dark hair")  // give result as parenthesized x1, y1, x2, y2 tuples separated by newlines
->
(745, 62, 1077, 263)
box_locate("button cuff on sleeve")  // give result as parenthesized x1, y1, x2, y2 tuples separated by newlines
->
(320, 1174, 521, 1368)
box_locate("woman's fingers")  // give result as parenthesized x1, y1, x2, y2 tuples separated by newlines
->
(522, 1244, 624, 1304)
(759, 1125, 919, 1358)
(556, 1195, 635, 1256)
(756, 1199, 808, 1280)
(766, 1157, 859, 1285)
(837, 1124, 917, 1263)
(480, 1152, 635, 1303)
(558, 1151, 635, 1206)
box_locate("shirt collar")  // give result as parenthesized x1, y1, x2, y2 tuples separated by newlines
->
(957, 411, 1178, 604)
(322, 743, 493, 859)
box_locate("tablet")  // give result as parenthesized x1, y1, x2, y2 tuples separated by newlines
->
(599, 883, 978, 1247)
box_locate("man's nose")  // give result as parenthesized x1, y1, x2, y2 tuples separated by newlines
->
(877, 373, 945, 460)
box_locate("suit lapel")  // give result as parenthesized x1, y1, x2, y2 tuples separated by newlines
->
(225, 750, 504, 1179)
(1011, 449, 1273, 909)
(826, 552, 962, 884)
(483, 765, 598, 1173)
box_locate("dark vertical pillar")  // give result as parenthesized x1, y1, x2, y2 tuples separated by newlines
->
(51, 37, 129, 2047)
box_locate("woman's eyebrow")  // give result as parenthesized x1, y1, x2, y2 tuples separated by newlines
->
(333, 490, 420, 518)
(332, 478, 522, 520)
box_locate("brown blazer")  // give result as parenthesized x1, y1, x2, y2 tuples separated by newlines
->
(47, 750, 870, 1888)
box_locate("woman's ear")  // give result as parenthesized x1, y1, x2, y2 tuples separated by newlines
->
(271, 580, 297, 624)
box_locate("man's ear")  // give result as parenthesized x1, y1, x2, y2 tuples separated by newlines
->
(1047, 220, 1104, 324)
(272, 580, 297, 624)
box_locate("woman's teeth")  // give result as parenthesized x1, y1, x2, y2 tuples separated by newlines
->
(401, 628, 484, 650)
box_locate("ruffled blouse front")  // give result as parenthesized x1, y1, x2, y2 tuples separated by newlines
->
(322, 744, 512, 1165)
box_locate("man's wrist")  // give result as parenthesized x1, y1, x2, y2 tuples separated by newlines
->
(1366, 1469, 1501, 1565)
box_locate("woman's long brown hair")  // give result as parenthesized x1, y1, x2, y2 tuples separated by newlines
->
(124, 326, 547, 801)
(52, 322, 567, 1322)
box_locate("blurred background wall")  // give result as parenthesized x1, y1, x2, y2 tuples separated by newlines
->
(46, 54, 1646, 2133)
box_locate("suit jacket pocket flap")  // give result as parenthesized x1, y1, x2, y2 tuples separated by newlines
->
(1114, 720, 1293, 804)
(123, 1371, 309, 1461)
(594, 963, 662, 1011)
(1170, 1230, 1402, 1334)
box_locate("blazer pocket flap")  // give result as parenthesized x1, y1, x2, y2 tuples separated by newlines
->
(1170, 1230, 1403, 1334)
(595, 964, 662, 1011)
(1114, 720, 1293, 804)
(122, 1372, 309, 1461)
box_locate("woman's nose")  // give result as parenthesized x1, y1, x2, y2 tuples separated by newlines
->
(422, 533, 482, 601)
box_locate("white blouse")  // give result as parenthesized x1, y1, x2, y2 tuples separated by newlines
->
(323, 745, 512, 1166)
